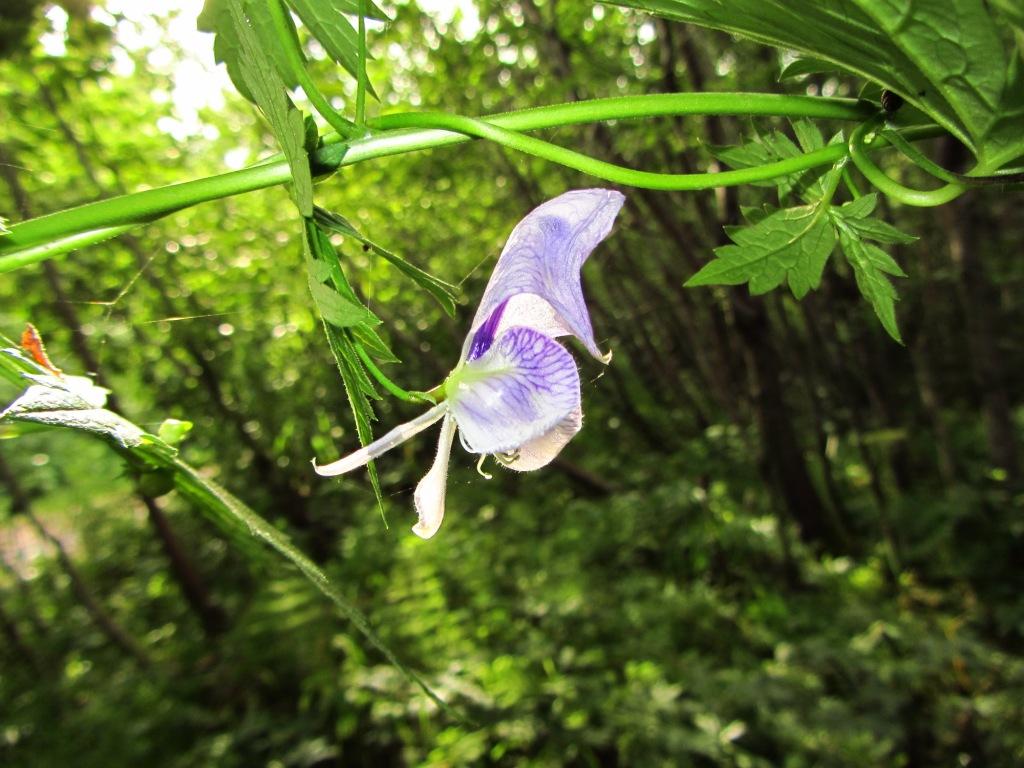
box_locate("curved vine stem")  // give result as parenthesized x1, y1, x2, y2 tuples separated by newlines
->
(368, 111, 844, 190)
(266, 0, 357, 139)
(0, 94, 944, 273)
(882, 126, 1024, 187)
(848, 117, 965, 207)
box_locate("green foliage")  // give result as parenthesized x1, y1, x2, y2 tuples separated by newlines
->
(225, 0, 313, 216)
(2, 2, 1024, 766)
(286, 0, 379, 95)
(0, 343, 448, 714)
(693, 124, 916, 339)
(687, 199, 838, 298)
(610, 0, 1024, 168)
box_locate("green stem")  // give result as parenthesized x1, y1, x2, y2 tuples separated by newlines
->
(354, 343, 434, 404)
(0, 225, 136, 271)
(882, 127, 1024, 187)
(2, 161, 292, 267)
(266, 0, 356, 138)
(848, 117, 965, 207)
(0, 94, 928, 272)
(356, 0, 367, 129)
(368, 111, 846, 190)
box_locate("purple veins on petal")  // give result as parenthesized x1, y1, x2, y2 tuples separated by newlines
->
(448, 325, 581, 457)
(466, 298, 508, 361)
(466, 188, 624, 362)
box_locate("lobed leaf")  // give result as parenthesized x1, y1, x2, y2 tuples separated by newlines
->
(831, 196, 918, 244)
(315, 207, 459, 316)
(610, 0, 1024, 168)
(686, 203, 836, 299)
(227, 0, 314, 215)
(838, 228, 905, 342)
(304, 220, 387, 514)
(286, 0, 379, 98)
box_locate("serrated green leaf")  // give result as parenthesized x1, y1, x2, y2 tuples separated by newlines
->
(308, 279, 378, 328)
(228, 0, 314, 215)
(157, 419, 194, 446)
(303, 222, 387, 516)
(686, 204, 836, 299)
(611, 0, 1024, 168)
(836, 194, 879, 220)
(838, 214, 918, 245)
(286, 0, 378, 98)
(838, 228, 905, 342)
(792, 120, 824, 153)
(315, 207, 458, 316)
(0, 215, 9, 235)
(322, 322, 385, 512)
(779, 56, 839, 80)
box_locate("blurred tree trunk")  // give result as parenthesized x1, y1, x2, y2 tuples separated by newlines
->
(940, 141, 1019, 481)
(0, 596, 41, 673)
(0, 451, 152, 667)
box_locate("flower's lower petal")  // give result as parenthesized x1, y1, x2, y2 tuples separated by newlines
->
(503, 406, 582, 472)
(449, 326, 581, 456)
(412, 414, 456, 539)
(313, 402, 447, 477)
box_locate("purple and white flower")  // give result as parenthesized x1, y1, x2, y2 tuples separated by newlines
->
(314, 189, 625, 538)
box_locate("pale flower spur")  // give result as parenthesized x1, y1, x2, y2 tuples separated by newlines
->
(313, 188, 625, 538)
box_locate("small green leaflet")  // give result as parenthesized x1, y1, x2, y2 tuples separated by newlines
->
(286, 0, 380, 97)
(831, 193, 914, 343)
(0, 216, 9, 235)
(686, 202, 836, 299)
(304, 220, 387, 516)
(838, 230, 906, 343)
(227, 0, 314, 215)
(830, 194, 918, 246)
(157, 418, 194, 446)
(314, 207, 459, 316)
(688, 181, 916, 341)
(713, 121, 836, 202)
(610, 0, 1024, 169)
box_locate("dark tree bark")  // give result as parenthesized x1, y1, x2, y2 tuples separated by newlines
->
(939, 142, 1019, 480)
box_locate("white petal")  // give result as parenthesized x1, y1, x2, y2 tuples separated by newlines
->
(313, 402, 447, 477)
(503, 406, 582, 472)
(412, 414, 457, 539)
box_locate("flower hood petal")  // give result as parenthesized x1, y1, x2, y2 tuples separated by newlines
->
(464, 188, 624, 363)
(448, 326, 581, 457)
